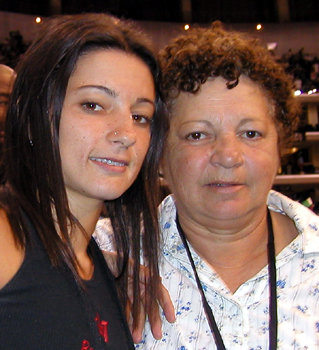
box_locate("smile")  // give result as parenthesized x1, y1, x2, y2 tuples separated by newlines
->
(90, 157, 126, 167)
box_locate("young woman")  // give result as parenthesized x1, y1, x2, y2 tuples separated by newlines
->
(0, 13, 167, 349)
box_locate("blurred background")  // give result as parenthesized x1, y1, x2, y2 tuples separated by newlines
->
(0, 0, 319, 211)
(0, 0, 318, 23)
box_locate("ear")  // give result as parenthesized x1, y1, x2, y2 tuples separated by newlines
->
(158, 161, 164, 178)
(158, 160, 171, 199)
(158, 160, 170, 189)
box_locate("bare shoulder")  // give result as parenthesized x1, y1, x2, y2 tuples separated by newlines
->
(0, 208, 24, 289)
(271, 210, 299, 255)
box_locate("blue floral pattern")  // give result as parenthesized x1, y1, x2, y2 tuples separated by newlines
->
(94, 191, 319, 349)
(135, 190, 319, 349)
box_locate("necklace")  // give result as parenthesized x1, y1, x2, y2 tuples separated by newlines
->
(175, 209, 277, 350)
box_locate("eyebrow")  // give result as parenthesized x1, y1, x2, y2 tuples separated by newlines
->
(135, 97, 155, 107)
(180, 119, 212, 126)
(0, 93, 10, 98)
(77, 85, 155, 107)
(78, 84, 118, 98)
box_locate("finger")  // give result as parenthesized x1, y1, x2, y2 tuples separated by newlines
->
(131, 301, 146, 343)
(147, 301, 164, 340)
(157, 283, 175, 323)
(125, 297, 133, 330)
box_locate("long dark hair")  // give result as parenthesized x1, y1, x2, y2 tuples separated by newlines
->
(1, 13, 167, 327)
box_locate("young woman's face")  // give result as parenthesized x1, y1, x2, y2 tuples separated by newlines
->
(59, 49, 155, 208)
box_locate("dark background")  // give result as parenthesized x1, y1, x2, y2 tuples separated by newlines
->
(0, 0, 318, 23)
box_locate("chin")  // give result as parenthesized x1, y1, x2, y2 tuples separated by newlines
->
(209, 203, 247, 218)
(100, 187, 132, 201)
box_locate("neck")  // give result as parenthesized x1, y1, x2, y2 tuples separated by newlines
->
(68, 197, 104, 280)
(178, 207, 298, 293)
(179, 207, 268, 261)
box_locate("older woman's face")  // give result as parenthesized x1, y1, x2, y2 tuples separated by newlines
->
(161, 76, 280, 224)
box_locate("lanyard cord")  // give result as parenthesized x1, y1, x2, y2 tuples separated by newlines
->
(175, 209, 277, 350)
(267, 208, 278, 350)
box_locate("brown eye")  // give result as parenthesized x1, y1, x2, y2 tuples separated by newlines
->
(86, 103, 96, 109)
(82, 102, 103, 112)
(244, 130, 260, 139)
(187, 132, 204, 140)
(132, 114, 151, 125)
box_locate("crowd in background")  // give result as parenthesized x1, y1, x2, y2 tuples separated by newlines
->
(1, 29, 319, 94)
(0, 30, 29, 68)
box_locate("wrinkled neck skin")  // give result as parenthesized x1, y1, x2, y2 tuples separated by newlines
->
(177, 205, 298, 293)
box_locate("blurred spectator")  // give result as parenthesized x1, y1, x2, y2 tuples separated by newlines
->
(0, 64, 15, 147)
(278, 47, 319, 93)
(0, 30, 29, 68)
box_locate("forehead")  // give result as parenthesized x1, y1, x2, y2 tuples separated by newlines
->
(0, 69, 15, 93)
(74, 49, 148, 74)
(170, 76, 274, 120)
(70, 49, 155, 91)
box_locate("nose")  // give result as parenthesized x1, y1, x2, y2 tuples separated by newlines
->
(210, 134, 243, 168)
(108, 115, 137, 148)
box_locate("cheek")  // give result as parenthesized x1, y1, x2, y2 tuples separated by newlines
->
(59, 123, 91, 165)
(181, 145, 211, 168)
(264, 145, 280, 172)
(246, 148, 279, 181)
(163, 142, 183, 174)
(163, 144, 208, 184)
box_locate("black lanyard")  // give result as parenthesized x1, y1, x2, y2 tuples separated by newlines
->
(176, 209, 277, 350)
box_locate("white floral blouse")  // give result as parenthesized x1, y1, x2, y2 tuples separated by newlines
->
(94, 190, 319, 350)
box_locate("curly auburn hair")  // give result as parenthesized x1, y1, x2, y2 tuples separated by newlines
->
(159, 21, 300, 153)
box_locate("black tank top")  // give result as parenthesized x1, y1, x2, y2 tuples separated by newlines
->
(0, 216, 134, 350)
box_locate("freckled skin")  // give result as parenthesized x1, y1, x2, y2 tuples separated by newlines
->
(59, 49, 155, 211)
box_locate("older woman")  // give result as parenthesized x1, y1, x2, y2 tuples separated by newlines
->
(134, 23, 319, 349)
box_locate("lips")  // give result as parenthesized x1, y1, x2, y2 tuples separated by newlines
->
(207, 181, 243, 187)
(209, 182, 236, 186)
(90, 157, 127, 167)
